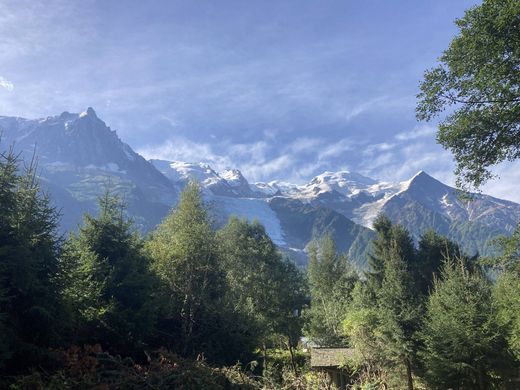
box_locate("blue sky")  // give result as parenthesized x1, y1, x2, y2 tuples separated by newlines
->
(2, 0, 518, 200)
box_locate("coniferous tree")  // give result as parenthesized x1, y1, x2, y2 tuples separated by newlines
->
(421, 258, 514, 389)
(416, 230, 461, 295)
(61, 190, 156, 356)
(0, 149, 63, 371)
(366, 215, 416, 294)
(377, 240, 421, 390)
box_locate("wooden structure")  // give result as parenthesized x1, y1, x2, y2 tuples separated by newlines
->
(310, 348, 353, 389)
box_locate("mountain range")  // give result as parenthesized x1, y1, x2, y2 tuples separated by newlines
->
(1, 108, 518, 268)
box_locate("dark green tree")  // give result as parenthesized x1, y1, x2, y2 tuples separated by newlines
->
(366, 215, 416, 294)
(61, 190, 156, 356)
(417, 0, 520, 190)
(421, 258, 514, 389)
(377, 240, 421, 390)
(0, 149, 64, 371)
(416, 230, 462, 294)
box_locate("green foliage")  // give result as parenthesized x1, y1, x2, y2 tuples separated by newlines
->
(416, 230, 462, 294)
(146, 181, 231, 361)
(421, 259, 514, 389)
(217, 216, 307, 370)
(0, 149, 63, 371)
(365, 215, 416, 294)
(305, 234, 358, 347)
(377, 241, 421, 389)
(493, 271, 520, 361)
(61, 190, 156, 355)
(417, 0, 520, 190)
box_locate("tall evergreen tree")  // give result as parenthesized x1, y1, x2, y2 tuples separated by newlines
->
(366, 215, 416, 294)
(0, 149, 63, 371)
(416, 230, 461, 295)
(61, 190, 156, 356)
(421, 258, 514, 389)
(377, 240, 421, 390)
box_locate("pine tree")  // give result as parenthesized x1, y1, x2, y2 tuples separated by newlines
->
(0, 149, 63, 371)
(62, 190, 156, 356)
(366, 215, 416, 294)
(421, 258, 514, 389)
(416, 230, 461, 295)
(377, 240, 421, 390)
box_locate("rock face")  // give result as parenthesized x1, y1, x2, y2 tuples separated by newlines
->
(1, 109, 519, 268)
(0, 108, 177, 231)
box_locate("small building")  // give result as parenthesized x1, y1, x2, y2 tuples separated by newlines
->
(310, 348, 353, 390)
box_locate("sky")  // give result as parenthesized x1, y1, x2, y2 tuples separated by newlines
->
(1, 0, 518, 201)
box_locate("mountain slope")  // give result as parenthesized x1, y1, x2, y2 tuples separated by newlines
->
(0, 108, 178, 231)
(1, 109, 518, 268)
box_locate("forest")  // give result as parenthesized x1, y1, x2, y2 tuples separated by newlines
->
(1, 145, 520, 389)
(1, 0, 520, 388)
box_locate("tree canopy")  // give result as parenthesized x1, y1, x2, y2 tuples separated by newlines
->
(417, 0, 520, 190)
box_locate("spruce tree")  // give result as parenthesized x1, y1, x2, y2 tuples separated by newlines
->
(0, 149, 63, 371)
(421, 258, 514, 389)
(416, 230, 461, 295)
(377, 240, 421, 390)
(62, 190, 155, 356)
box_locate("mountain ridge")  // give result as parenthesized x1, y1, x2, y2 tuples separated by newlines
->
(1, 108, 518, 267)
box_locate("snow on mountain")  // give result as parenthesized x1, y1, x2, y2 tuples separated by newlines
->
(211, 196, 285, 246)
(2, 108, 519, 267)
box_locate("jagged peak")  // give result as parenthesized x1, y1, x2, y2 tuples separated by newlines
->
(78, 107, 97, 118)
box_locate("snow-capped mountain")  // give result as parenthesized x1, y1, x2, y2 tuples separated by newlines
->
(1, 108, 518, 267)
(0, 108, 177, 230)
(150, 159, 274, 198)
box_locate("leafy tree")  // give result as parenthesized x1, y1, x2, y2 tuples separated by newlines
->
(417, 0, 520, 190)
(0, 149, 63, 371)
(493, 271, 520, 361)
(216, 217, 307, 369)
(61, 191, 156, 356)
(421, 258, 514, 389)
(305, 234, 358, 346)
(490, 223, 520, 360)
(146, 181, 227, 360)
(343, 281, 387, 385)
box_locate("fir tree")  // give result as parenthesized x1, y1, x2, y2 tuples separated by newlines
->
(421, 258, 514, 389)
(61, 190, 156, 356)
(0, 149, 63, 371)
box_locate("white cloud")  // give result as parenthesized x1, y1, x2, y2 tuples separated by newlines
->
(0, 77, 14, 91)
(395, 124, 437, 141)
